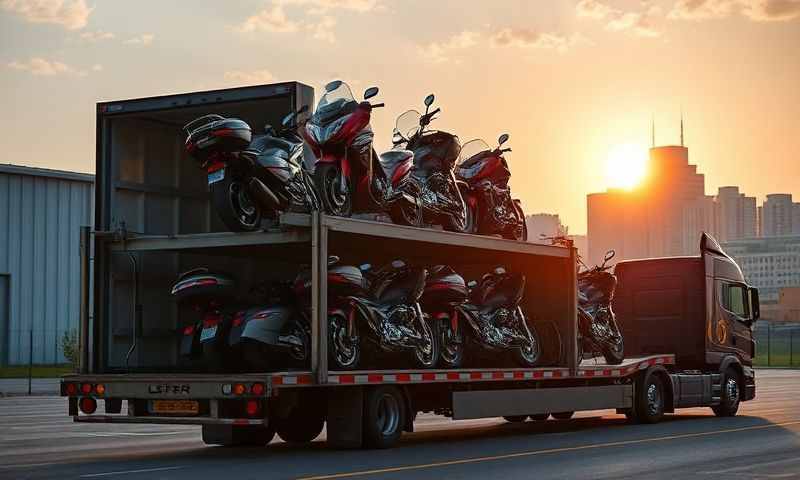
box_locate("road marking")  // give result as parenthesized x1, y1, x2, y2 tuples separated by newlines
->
(80, 466, 185, 477)
(299, 420, 800, 480)
(701, 457, 800, 474)
(83, 431, 188, 437)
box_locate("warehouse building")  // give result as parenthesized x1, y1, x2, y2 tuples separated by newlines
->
(0, 164, 93, 365)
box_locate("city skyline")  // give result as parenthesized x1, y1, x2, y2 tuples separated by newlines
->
(2, 0, 800, 233)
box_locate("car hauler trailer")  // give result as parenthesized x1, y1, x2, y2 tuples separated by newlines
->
(61, 83, 758, 449)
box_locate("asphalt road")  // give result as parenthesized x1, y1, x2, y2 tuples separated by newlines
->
(1, 369, 798, 480)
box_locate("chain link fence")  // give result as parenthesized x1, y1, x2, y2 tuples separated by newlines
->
(754, 321, 800, 367)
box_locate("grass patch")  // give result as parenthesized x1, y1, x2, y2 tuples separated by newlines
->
(754, 353, 799, 367)
(0, 365, 73, 378)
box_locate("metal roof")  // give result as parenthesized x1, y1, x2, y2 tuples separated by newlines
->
(0, 163, 94, 184)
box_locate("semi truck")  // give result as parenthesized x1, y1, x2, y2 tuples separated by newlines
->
(60, 82, 759, 449)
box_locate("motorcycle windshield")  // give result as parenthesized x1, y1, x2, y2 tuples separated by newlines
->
(457, 139, 491, 166)
(312, 81, 358, 126)
(395, 110, 421, 141)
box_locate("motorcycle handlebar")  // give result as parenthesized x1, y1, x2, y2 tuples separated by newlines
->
(371, 103, 385, 108)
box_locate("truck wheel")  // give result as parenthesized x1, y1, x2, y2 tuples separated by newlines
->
(712, 368, 741, 417)
(202, 424, 275, 446)
(634, 374, 665, 424)
(363, 386, 406, 449)
(529, 413, 550, 421)
(211, 176, 262, 232)
(551, 411, 574, 420)
(275, 405, 325, 444)
(503, 416, 528, 423)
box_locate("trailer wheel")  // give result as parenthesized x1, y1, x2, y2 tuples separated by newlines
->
(363, 386, 406, 449)
(551, 411, 574, 420)
(529, 413, 550, 421)
(503, 416, 528, 423)
(634, 373, 665, 424)
(275, 404, 325, 444)
(712, 368, 741, 417)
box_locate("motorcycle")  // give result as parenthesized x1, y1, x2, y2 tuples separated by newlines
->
(455, 134, 527, 240)
(293, 256, 366, 370)
(183, 105, 318, 232)
(419, 265, 469, 368)
(455, 266, 541, 367)
(388, 94, 468, 232)
(349, 260, 439, 368)
(302, 80, 389, 217)
(577, 250, 624, 365)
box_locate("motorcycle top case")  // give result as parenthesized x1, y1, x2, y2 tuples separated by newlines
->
(184, 114, 252, 162)
(170, 269, 237, 307)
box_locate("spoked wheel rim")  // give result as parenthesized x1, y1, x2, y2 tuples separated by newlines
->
(439, 321, 463, 367)
(330, 315, 359, 369)
(414, 318, 436, 367)
(646, 381, 663, 417)
(376, 393, 401, 436)
(229, 181, 260, 229)
(517, 317, 541, 366)
(322, 166, 351, 216)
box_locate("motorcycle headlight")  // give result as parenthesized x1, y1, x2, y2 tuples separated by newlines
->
(305, 115, 350, 146)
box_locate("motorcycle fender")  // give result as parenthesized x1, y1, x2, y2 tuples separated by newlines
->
(316, 152, 351, 179)
(240, 308, 293, 347)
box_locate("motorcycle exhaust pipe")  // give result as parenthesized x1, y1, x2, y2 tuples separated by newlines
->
(247, 177, 283, 212)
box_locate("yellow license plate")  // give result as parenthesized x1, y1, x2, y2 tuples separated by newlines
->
(150, 400, 199, 415)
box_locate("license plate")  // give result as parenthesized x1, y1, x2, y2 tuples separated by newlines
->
(200, 325, 218, 342)
(208, 168, 225, 185)
(150, 400, 199, 415)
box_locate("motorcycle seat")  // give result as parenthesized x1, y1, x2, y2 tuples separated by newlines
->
(246, 135, 295, 156)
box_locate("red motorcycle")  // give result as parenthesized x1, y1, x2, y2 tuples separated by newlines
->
(302, 80, 398, 217)
(455, 134, 527, 240)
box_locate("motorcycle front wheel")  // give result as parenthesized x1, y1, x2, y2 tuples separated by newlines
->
(513, 321, 542, 367)
(210, 176, 262, 232)
(314, 163, 352, 217)
(602, 334, 624, 365)
(329, 312, 360, 370)
(463, 201, 479, 234)
(437, 318, 464, 368)
(413, 317, 439, 369)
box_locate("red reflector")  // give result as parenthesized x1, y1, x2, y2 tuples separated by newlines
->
(65, 383, 77, 396)
(183, 325, 195, 336)
(245, 400, 260, 417)
(79, 397, 97, 414)
(233, 384, 246, 395)
(80, 383, 92, 395)
(250, 383, 265, 396)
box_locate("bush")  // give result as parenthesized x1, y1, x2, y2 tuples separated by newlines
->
(60, 329, 80, 372)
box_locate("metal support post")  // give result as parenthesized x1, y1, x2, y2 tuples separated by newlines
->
(567, 244, 578, 375)
(79, 226, 91, 374)
(311, 212, 329, 384)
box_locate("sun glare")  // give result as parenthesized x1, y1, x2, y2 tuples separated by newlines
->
(605, 143, 648, 189)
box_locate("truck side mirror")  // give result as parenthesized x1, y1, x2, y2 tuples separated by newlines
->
(750, 287, 760, 321)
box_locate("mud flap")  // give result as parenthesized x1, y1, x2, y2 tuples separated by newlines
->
(326, 387, 363, 449)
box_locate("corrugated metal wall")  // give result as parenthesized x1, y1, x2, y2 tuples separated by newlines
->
(0, 166, 93, 365)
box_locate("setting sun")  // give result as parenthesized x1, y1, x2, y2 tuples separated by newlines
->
(605, 143, 648, 189)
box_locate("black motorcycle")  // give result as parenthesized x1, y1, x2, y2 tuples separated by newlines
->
(293, 256, 366, 370)
(454, 266, 541, 367)
(419, 265, 469, 368)
(577, 250, 624, 365)
(455, 134, 527, 241)
(184, 105, 318, 232)
(349, 260, 439, 368)
(388, 94, 468, 232)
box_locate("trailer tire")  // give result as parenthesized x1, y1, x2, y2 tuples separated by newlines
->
(634, 373, 665, 424)
(275, 404, 325, 444)
(503, 416, 528, 423)
(712, 367, 741, 417)
(551, 411, 574, 420)
(363, 386, 406, 449)
(529, 413, 550, 421)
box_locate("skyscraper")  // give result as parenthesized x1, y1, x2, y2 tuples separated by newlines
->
(715, 186, 758, 242)
(762, 194, 794, 236)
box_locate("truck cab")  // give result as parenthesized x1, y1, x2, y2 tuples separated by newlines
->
(613, 233, 759, 411)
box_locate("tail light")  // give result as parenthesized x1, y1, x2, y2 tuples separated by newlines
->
(250, 383, 265, 396)
(203, 312, 221, 328)
(232, 311, 245, 327)
(64, 383, 77, 396)
(183, 325, 195, 336)
(94, 384, 106, 396)
(79, 397, 97, 414)
(80, 383, 92, 395)
(233, 383, 246, 395)
(207, 160, 225, 174)
(245, 400, 261, 417)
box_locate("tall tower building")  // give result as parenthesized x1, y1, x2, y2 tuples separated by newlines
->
(763, 194, 794, 236)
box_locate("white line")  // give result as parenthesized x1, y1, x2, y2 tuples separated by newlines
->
(702, 457, 800, 474)
(80, 466, 185, 478)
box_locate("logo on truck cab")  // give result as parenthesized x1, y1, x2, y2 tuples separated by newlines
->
(148, 384, 191, 395)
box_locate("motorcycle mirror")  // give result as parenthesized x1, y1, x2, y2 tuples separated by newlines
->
(392, 129, 404, 144)
(327, 255, 340, 266)
(493, 266, 506, 276)
(391, 259, 406, 269)
(498, 133, 510, 146)
(359, 263, 372, 272)
(324, 80, 343, 92)
(363, 86, 379, 100)
(467, 280, 478, 288)
(603, 250, 616, 264)
(424, 94, 435, 107)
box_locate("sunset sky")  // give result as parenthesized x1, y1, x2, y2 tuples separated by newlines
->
(2, 0, 799, 233)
